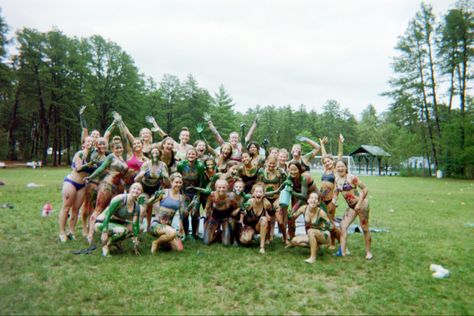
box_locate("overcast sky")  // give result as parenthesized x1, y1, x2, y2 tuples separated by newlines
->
(1, 0, 454, 117)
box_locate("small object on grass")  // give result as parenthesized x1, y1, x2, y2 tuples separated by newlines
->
(388, 208, 395, 213)
(71, 244, 97, 255)
(67, 232, 76, 241)
(0, 181, 5, 186)
(464, 223, 474, 228)
(27, 182, 43, 188)
(430, 263, 450, 279)
(0, 203, 14, 209)
(41, 202, 53, 217)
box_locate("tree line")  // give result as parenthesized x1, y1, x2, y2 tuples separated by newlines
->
(0, 1, 472, 178)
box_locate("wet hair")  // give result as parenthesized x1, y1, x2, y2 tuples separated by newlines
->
(186, 147, 198, 156)
(179, 127, 190, 138)
(203, 156, 216, 166)
(215, 179, 229, 188)
(322, 154, 334, 161)
(247, 141, 260, 151)
(170, 172, 183, 182)
(111, 136, 123, 149)
(288, 161, 303, 174)
(251, 182, 265, 194)
(278, 148, 289, 156)
(133, 137, 144, 145)
(193, 140, 206, 147)
(150, 145, 162, 158)
(226, 160, 240, 169)
(266, 155, 277, 165)
(220, 143, 233, 158)
(159, 136, 175, 151)
(129, 182, 143, 192)
(336, 159, 348, 168)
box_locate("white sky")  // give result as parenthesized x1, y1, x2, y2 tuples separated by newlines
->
(0, 0, 454, 117)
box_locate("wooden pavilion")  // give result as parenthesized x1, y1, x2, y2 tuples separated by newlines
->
(349, 145, 391, 175)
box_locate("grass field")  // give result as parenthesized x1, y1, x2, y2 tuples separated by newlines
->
(0, 168, 473, 315)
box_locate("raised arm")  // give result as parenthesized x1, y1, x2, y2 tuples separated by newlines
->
(338, 134, 344, 161)
(297, 136, 321, 158)
(146, 116, 168, 138)
(244, 114, 259, 145)
(103, 119, 117, 142)
(204, 113, 225, 145)
(79, 105, 88, 144)
(195, 123, 217, 157)
(319, 136, 328, 160)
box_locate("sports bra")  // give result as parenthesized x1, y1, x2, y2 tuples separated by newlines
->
(160, 190, 181, 210)
(127, 155, 144, 172)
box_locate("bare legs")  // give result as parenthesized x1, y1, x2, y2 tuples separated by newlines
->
(58, 181, 86, 242)
(339, 200, 372, 259)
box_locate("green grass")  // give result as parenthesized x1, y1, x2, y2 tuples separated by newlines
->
(0, 168, 473, 315)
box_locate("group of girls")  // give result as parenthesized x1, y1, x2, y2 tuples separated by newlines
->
(58, 107, 373, 262)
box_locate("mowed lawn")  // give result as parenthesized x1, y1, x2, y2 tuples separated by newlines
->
(0, 168, 473, 315)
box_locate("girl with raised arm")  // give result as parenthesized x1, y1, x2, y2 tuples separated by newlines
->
(146, 116, 193, 161)
(204, 112, 259, 162)
(287, 192, 334, 264)
(79, 105, 115, 146)
(288, 136, 321, 173)
(58, 136, 94, 242)
(80, 137, 109, 237)
(147, 172, 185, 254)
(317, 135, 342, 249)
(94, 182, 143, 257)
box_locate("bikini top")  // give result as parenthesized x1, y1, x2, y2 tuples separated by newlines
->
(127, 155, 144, 172)
(321, 172, 335, 184)
(336, 177, 356, 192)
(71, 151, 87, 171)
(261, 169, 285, 185)
(160, 190, 181, 211)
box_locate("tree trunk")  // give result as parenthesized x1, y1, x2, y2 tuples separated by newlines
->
(7, 88, 20, 160)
